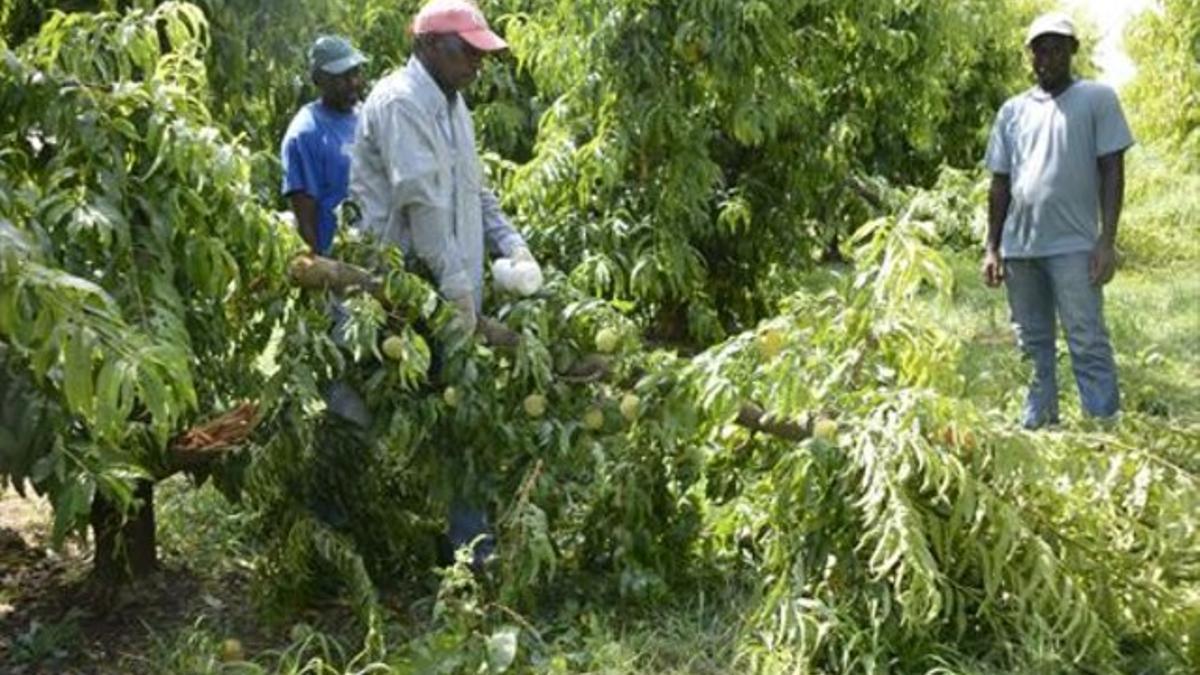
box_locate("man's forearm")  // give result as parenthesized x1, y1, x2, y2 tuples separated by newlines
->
(480, 187, 525, 257)
(1098, 152, 1124, 247)
(987, 174, 1011, 252)
(288, 193, 320, 252)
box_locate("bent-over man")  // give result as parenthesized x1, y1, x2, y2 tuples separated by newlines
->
(349, 0, 541, 569)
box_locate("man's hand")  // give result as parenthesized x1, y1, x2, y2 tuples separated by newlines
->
(449, 292, 477, 337)
(982, 249, 1005, 288)
(478, 317, 521, 347)
(1089, 242, 1117, 286)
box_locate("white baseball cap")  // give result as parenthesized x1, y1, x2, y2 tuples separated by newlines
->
(1026, 12, 1076, 46)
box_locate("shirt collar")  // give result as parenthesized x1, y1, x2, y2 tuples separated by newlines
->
(314, 99, 358, 117)
(1029, 79, 1077, 101)
(405, 55, 458, 117)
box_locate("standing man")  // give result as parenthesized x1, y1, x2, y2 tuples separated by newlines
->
(350, 0, 536, 337)
(982, 13, 1134, 429)
(282, 35, 369, 255)
(349, 0, 539, 567)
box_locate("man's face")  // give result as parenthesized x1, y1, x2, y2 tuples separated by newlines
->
(1028, 34, 1076, 91)
(316, 66, 365, 112)
(428, 34, 486, 91)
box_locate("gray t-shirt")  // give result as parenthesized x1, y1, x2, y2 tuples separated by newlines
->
(985, 80, 1134, 259)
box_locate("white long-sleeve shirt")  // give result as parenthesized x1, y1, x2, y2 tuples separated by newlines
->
(349, 56, 525, 307)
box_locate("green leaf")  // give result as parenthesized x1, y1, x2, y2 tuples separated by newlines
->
(137, 365, 172, 444)
(93, 357, 128, 439)
(50, 473, 95, 546)
(30, 451, 59, 484)
(62, 327, 95, 422)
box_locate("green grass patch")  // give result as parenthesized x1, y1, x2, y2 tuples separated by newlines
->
(929, 251, 1199, 426)
(1119, 146, 1200, 268)
(156, 476, 256, 577)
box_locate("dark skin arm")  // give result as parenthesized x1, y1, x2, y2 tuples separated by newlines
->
(982, 173, 1011, 288)
(288, 192, 320, 253)
(1092, 150, 1124, 285)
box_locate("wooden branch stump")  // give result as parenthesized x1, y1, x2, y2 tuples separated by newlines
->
(736, 403, 812, 442)
(90, 479, 156, 582)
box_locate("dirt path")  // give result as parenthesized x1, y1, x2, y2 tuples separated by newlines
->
(0, 484, 268, 673)
(0, 485, 51, 542)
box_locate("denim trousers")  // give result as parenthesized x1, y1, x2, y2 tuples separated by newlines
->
(1004, 252, 1120, 428)
(326, 380, 494, 566)
(327, 302, 493, 564)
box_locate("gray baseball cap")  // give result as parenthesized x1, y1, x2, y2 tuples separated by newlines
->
(309, 35, 368, 75)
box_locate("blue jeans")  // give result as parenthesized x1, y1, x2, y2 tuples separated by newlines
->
(325, 381, 493, 567)
(1004, 252, 1120, 429)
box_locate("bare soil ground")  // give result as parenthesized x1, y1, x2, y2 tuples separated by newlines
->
(0, 487, 260, 674)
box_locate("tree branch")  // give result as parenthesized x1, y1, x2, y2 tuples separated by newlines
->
(736, 403, 811, 441)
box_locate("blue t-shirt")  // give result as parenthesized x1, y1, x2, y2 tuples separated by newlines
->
(984, 80, 1134, 259)
(280, 101, 359, 254)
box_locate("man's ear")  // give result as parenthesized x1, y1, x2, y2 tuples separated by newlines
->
(1069, 37, 1080, 55)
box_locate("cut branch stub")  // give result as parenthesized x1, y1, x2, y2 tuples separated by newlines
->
(287, 254, 380, 296)
(736, 403, 811, 442)
(166, 401, 261, 475)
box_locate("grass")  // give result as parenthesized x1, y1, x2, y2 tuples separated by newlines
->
(937, 252, 1200, 426)
(72, 471, 760, 673)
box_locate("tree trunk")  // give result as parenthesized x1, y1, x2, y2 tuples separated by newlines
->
(90, 478, 157, 582)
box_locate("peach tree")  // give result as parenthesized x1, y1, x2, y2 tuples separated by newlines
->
(0, 3, 327, 581)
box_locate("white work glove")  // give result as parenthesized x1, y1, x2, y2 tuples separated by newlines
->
(493, 247, 543, 296)
(448, 292, 477, 337)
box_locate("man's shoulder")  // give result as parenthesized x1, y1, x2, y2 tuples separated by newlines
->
(362, 64, 442, 121)
(998, 87, 1039, 115)
(1073, 79, 1116, 94)
(364, 70, 423, 110)
(1070, 79, 1121, 104)
(283, 102, 322, 141)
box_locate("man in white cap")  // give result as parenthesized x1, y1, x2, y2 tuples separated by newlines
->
(281, 35, 369, 255)
(982, 13, 1134, 429)
(349, 0, 540, 569)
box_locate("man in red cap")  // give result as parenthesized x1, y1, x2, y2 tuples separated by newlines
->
(349, 0, 539, 570)
(350, 0, 535, 334)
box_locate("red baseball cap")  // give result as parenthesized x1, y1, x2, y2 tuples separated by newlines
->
(412, 0, 508, 52)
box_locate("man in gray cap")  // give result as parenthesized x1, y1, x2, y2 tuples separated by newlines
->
(281, 35, 369, 254)
(982, 13, 1134, 429)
